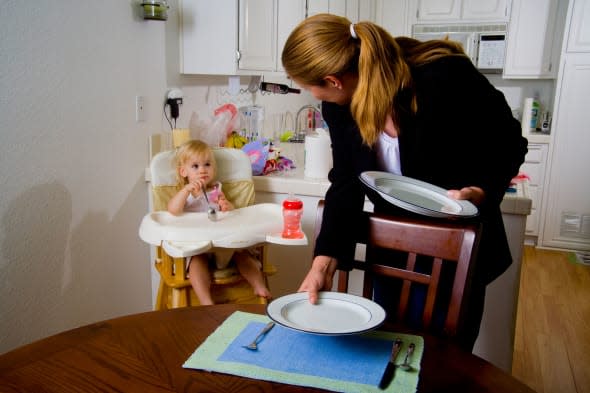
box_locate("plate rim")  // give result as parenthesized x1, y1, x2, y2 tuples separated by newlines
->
(266, 291, 386, 336)
(360, 171, 478, 218)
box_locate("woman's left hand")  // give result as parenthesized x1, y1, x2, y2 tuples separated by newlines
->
(447, 186, 485, 206)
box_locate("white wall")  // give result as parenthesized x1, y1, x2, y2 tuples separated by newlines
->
(0, 1, 170, 354)
(0, 0, 316, 354)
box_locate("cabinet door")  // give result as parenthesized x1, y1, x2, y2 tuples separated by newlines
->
(238, 0, 276, 71)
(503, 0, 561, 78)
(276, 0, 306, 72)
(566, 0, 590, 52)
(462, 0, 509, 21)
(180, 0, 238, 75)
(415, 0, 461, 22)
(541, 54, 590, 249)
(520, 143, 548, 236)
(375, 0, 411, 37)
(308, 0, 375, 21)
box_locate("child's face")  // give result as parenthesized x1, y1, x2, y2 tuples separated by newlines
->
(179, 152, 215, 186)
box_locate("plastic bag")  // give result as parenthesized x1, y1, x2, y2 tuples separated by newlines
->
(242, 139, 269, 175)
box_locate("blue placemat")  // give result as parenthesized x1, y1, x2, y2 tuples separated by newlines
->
(183, 311, 423, 393)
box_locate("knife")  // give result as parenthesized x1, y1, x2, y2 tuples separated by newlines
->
(379, 338, 403, 389)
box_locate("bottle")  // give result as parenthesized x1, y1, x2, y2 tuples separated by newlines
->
(530, 99, 540, 131)
(260, 82, 301, 94)
(282, 194, 304, 239)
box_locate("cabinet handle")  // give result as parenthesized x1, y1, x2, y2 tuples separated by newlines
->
(236, 50, 241, 61)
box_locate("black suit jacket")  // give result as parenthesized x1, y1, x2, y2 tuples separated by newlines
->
(315, 55, 528, 285)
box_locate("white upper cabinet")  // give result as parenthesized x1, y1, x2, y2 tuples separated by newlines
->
(180, 0, 305, 75)
(276, 0, 307, 72)
(413, 0, 510, 23)
(308, 0, 376, 22)
(375, 0, 411, 37)
(566, 0, 590, 52)
(237, 0, 276, 71)
(503, 0, 567, 79)
(462, 0, 510, 20)
(180, 0, 238, 75)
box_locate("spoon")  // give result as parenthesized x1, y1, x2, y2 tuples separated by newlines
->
(243, 322, 275, 350)
(399, 343, 415, 371)
(202, 188, 217, 221)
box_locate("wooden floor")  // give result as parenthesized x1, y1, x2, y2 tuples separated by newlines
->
(512, 246, 590, 393)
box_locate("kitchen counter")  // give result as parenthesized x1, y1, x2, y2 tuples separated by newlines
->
(254, 143, 532, 216)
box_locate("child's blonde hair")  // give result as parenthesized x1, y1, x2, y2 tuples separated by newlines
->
(174, 140, 217, 185)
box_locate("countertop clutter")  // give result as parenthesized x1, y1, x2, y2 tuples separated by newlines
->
(255, 142, 532, 216)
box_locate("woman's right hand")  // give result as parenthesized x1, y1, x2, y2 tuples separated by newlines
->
(298, 255, 337, 304)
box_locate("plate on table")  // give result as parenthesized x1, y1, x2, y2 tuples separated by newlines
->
(359, 171, 478, 219)
(266, 292, 386, 335)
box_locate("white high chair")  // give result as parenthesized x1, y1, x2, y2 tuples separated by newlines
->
(142, 146, 304, 309)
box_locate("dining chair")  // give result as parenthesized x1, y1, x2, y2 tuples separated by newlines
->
(314, 200, 480, 339)
(149, 147, 277, 310)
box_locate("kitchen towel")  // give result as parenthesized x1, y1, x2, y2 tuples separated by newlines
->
(183, 311, 423, 393)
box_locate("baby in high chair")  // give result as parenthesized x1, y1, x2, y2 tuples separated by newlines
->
(167, 139, 271, 305)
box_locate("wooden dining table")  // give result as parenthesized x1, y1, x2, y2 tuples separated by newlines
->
(0, 303, 535, 393)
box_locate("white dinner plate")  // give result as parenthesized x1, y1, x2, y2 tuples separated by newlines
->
(360, 171, 478, 219)
(266, 292, 386, 335)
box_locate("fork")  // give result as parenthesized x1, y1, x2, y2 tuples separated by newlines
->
(243, 322, 275, 350)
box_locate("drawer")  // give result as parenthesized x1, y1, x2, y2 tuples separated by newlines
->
(520, 163, 542, 185)
(525, 144, 545, 163)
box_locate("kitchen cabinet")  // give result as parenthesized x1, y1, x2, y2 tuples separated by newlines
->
(411, 0, 510, 24)
(308, 0, 376, 22)
(566, 0, 590, 52)
(179, 0, 238, 75)
(519, 143, 548, 238)
(539, 0, 590, 251)
(503, 0, 568, 79)
(239, 0, 307, 72)
(179, 0, 306, 75)
(540, 59, 590, 250)
(375, 0, 411, 37)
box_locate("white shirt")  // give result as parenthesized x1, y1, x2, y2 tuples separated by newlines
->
(375, 131, 402, 175)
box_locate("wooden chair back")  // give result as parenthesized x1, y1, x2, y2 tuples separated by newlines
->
(315, 200, 480, 338)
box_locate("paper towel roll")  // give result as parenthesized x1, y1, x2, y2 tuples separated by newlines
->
(304, 128, 332, 179)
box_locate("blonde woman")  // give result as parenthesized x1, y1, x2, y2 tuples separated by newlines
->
(283, 14, 527, 350)
(168, 140, 271, 305)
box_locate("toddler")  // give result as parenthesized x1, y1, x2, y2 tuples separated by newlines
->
(167, 140, 271, 305)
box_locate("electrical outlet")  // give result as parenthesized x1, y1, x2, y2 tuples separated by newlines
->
(136, 95, 145, 122)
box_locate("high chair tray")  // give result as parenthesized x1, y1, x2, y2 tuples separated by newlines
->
(139, 203, 307, 257)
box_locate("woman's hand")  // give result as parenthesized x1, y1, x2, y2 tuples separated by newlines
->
(298, 255, 337, 304)
(447, 186, 485, 206)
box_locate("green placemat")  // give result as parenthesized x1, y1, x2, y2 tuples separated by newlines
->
(183, 311, 423, 393)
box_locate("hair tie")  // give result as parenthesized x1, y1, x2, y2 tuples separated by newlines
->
(350, 23, 358, 39)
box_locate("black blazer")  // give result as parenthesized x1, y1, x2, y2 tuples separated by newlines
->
(315, 55, 528, 285)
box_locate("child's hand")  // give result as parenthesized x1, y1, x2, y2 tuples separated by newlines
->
(217, 193, 234, 211)
(184, 179, 205, 195)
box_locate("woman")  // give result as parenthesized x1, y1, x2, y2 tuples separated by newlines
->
(282, 14, 527, 350)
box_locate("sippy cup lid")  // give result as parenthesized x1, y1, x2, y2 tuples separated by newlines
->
(283, 198, 303, 210)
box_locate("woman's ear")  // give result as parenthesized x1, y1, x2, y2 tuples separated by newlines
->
(324, 75, 342, 89)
